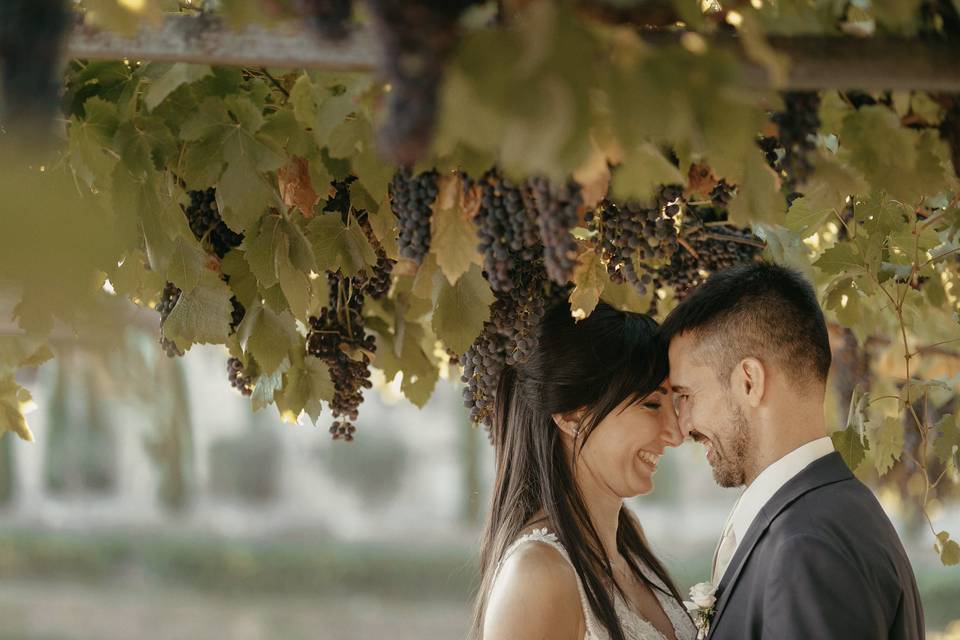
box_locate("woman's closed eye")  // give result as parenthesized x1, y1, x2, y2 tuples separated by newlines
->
(642, 401, 661, 410)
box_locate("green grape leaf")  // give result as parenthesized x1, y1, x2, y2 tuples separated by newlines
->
(144, 63, 213, 111)
(754, 224, 811, 275)
(838, 105, 945, 203)
(933, 413, 959, 468)
(411, 252, 440, 301)
(260, 109, 312, 158)
(844, 384, 871, 433)
(610, 143, 683, 204)
(276, 232, 312, 323)
(276, 354, 334, 424)
(162, 271, 233, 349)
(936, 531, 960, 566)
(832, 426, 868, 472)
(431, 174, 483, 284)
(307, 214, 377, 277)
(803, 152, 869, 212)
(432, 264, 494, 354)
(290, 74, 318, 129)
(818, 91, 851, 135)
(814, 242, 865, 277)
(869, 415, 904, 476)
(181, 96, 283, 231)
(0, 376, 35, 442)
(166, 236, 207, 294)
(728, 152, 786, 226)
(251, 359, 289, 412)
(216, 152, 278, 235)
(371, 320, 438, 408)
(68, 97, 120, 189)
(285, 218, 317, 273)
(600, 271, 654, 314)
(569, 249, 606, 319)
(783, 196, 832, 239)
(824, 277, 867, 331)
(368, 196, 400, 261)
(237, 300, 297, 375)
(111, 168, 189, 274)
(261, 282, 289, 315)
(0, 336, 53, 376)
(220, 249, 260, 309)
(904, 378, 952, 406)
(109, 250, 166, 303)
(113, 116, 178, 178)
(244, 213, 285, 289)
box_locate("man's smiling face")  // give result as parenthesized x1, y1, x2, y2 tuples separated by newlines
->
(668, 332, 752, 488)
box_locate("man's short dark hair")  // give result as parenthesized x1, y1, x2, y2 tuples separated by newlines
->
(660, 262, 831, 392)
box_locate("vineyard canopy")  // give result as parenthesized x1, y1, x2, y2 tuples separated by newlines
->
(0, 0, 959, 565)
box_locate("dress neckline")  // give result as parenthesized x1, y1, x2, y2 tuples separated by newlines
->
(504, 528, 691, 640)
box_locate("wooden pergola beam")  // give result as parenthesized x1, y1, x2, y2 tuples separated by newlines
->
(66, 14, 379, 71)
(64, 14, 960, 90)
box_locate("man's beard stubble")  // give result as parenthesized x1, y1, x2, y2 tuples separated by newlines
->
(711, 401, 751, 488)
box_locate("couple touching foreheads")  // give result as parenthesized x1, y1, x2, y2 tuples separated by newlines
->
(472, 262, 924, 640)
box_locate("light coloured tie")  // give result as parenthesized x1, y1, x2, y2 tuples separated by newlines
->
(711, 522, 737, 584)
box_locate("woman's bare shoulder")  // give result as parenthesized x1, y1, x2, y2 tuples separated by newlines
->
(483, 539, 584, 640)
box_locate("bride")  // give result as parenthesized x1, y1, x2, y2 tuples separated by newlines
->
(471, 300, 696, 640)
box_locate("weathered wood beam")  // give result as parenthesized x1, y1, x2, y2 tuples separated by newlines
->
(64, 14, 960, 91)
(66, 14, 379, 71)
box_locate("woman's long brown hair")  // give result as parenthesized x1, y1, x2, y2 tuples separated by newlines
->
(470, 301, 686, 640)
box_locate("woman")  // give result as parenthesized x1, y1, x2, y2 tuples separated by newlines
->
(471, 300, 696, 640)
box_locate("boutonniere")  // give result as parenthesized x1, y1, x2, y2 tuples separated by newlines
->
(683, 581, 717, 639)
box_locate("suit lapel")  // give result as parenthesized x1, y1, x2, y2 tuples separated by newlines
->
(707, 452, 853, 635)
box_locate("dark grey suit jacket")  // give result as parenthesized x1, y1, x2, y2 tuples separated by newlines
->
(706, 452, 924, 640)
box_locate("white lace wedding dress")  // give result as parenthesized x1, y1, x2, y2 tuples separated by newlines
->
(490, 528, 697, 640)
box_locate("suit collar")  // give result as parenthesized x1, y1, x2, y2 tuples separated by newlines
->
(707, 452, 853, 635)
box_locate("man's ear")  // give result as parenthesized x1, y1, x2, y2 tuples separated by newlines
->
(731, 357, 766, 408)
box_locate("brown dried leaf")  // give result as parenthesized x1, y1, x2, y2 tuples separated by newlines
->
(278, 156, 319, 218)
(686, 162, 718, 199)
(573, 146, 612, 214)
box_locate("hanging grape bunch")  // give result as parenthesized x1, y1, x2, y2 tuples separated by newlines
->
(389, 167, 439, 264)
(461, 267, 567, 430)
(527, 176, 582, 286)
(658, 204, 765, 299)
(229, 296, 246, 335)
(475, 169, 542, 293)
(364, 0, 481, 163)
(306, 272, 377, 441)
(588, 185, 681, 297)
(227, 357, 255, 396)
(156, 281, 184, 358)
(757, 91, 821, 197)
(182, 187, 245, 259)
(324, 175, 396, 299)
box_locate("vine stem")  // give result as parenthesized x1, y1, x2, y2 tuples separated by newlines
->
(677, 236, 701, 260)
(699, 232, 767, 249)
(259, 67, 290, 98)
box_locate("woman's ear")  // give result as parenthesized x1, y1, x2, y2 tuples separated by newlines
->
(552, 408, 586, 438)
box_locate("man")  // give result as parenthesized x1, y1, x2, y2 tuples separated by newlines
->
(660, 261, 924, 640)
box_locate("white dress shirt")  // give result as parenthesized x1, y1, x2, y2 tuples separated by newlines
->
(712, 436, 835, 582)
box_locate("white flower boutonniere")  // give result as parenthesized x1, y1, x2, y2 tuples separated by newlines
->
(683, 581, 717, 639)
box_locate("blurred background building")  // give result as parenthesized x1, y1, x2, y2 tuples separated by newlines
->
(1, 325, 958, 640)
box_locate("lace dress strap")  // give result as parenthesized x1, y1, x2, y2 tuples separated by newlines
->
(490, 527, 599, 639)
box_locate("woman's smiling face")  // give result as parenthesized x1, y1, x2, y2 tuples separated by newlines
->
(572, 381, 683, 498)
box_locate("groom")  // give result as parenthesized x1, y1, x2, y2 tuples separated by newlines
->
(660, 262, 924, 639)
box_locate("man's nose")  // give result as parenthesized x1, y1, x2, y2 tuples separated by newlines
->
(661, 408, 684, 447)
